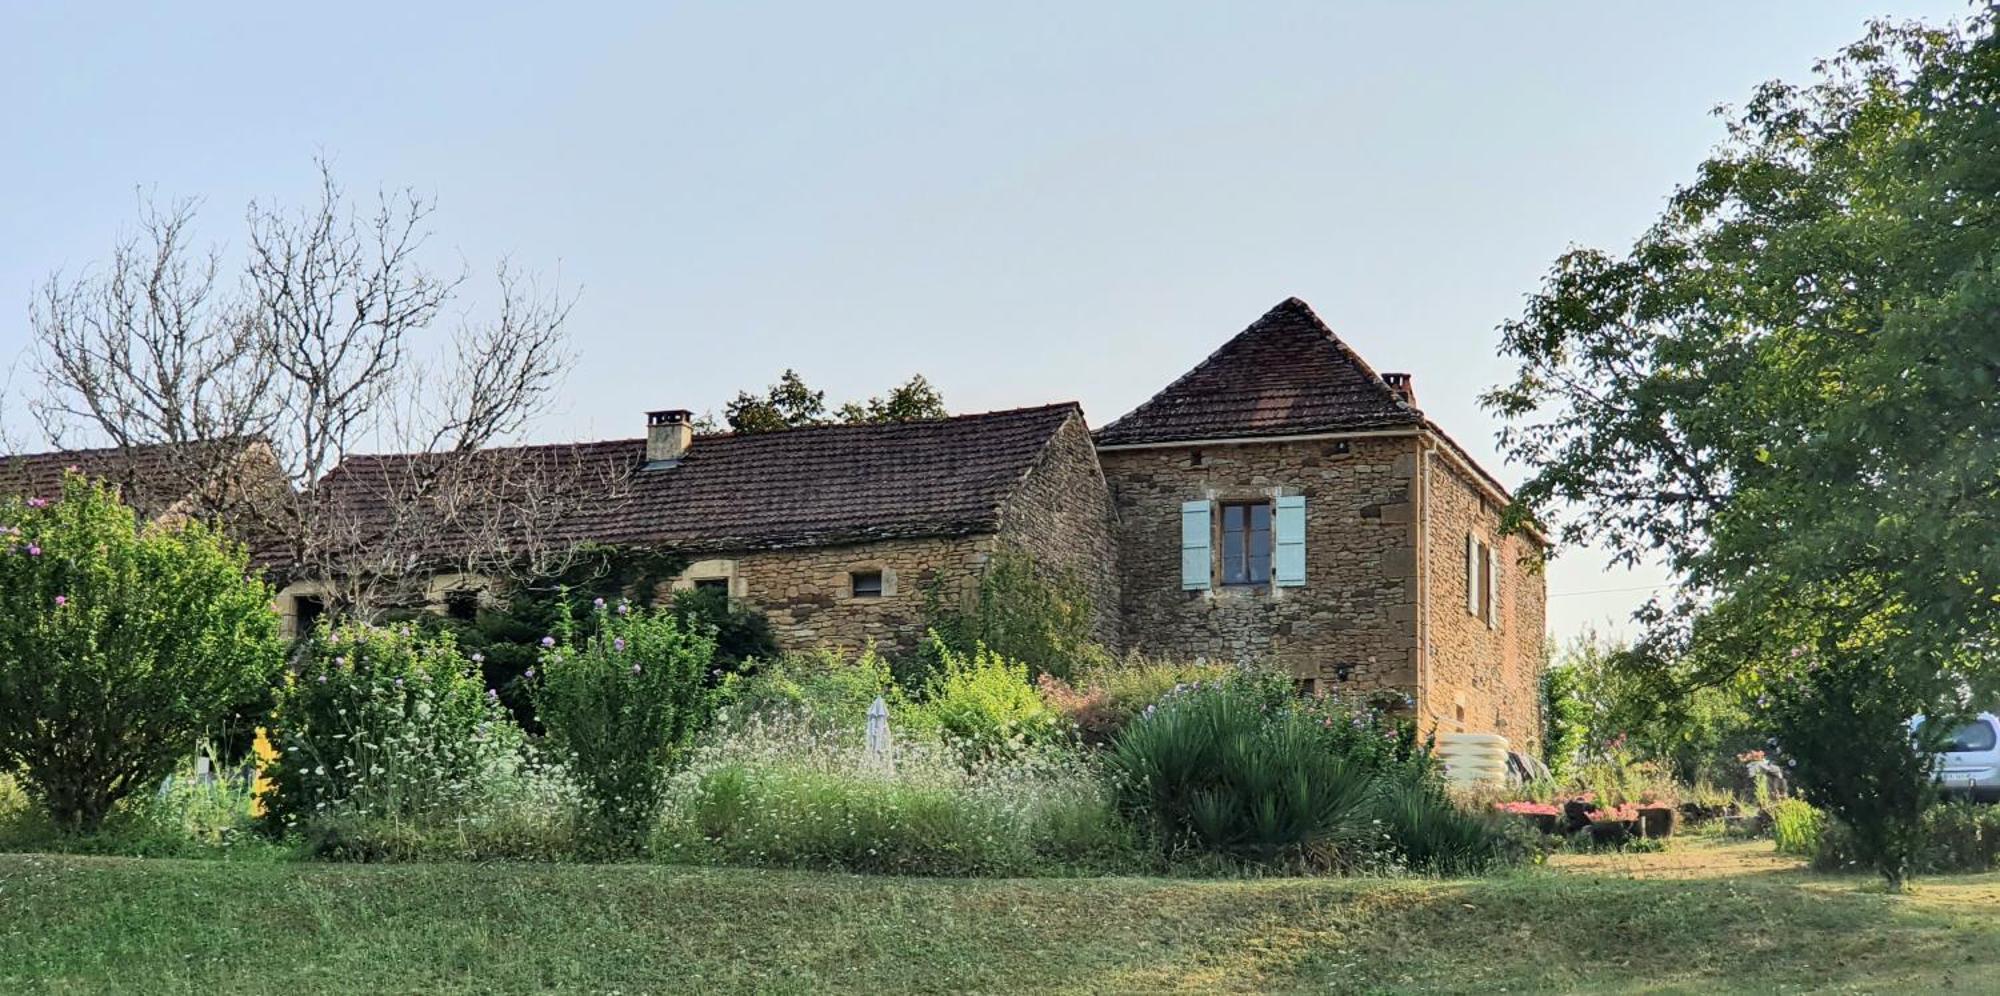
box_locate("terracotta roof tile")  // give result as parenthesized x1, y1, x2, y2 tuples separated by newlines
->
(1093, 297, 1421, 446)
(316, 403, 1081, 559)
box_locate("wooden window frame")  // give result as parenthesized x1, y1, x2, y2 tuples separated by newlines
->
(1217, 499, 1273, 587)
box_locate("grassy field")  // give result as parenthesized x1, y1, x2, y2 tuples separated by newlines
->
(4, 838, 2000, 994)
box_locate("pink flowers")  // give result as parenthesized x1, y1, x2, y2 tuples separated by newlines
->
(52, 595, 66, 608)
(24, 497, 46, 509)
(613, 638, 626, 652)
(26, 545, 41, 557)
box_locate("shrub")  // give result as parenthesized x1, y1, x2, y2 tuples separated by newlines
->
(1771, 799, 1824, 857)
(262, 622, 522, 836)
(1109, 672, 1496, 873)
(1037, 656, 1229, 746)
(0, 473, 282, 832)
(922, 547, 1109, 681)
(670, 587, 777, 676)
(533, 600, 716, 854)
(717, 644, 900, 732)
(1814, 801, 2000, 875)
(1760, 645, 1945, 890)
(0, 749, 289, 860)
(903, 634, 1063, 761)
(658, 713, 1139, 875)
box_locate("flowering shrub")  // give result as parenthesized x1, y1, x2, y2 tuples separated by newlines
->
(532, 600, 716, 854)
(262, 622, 522, 838)
(0, 473, 281, 832)
(903, 634, 1063, 761)
(657, 711, 1138, 875)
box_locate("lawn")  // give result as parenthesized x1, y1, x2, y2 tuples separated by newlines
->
(4, 838, 1999, 994)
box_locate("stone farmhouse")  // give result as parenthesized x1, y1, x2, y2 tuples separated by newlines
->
(2, 298, 1547, 744)
(300, 296, 1549, 744)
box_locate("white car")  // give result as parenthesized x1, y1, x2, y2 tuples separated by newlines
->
(1919, 713, 2000, 801)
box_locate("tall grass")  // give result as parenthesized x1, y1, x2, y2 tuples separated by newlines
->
(657, 711, 1141, 875)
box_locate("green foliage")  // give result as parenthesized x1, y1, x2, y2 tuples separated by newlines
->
(1110, 672, 1502, 873)
(0, 757, 287, 861)
(717, 644, 901, 731)
(922, 547, 1107, 682)
(403, 544, 690, 727)
(668, 587, 777, 674)
(1759, 642, 1949, 890)
(532, 601, 716, 853)
(658, 714, 1138, 876)
(725, 369, 947, 434)
(0, 473, 282, 833)
(1036, 656, 1231, 746)
(1771, 799, 1824, 858)
(903, 634, 1063, 761)
(1815, 802, 2000, 876)
(1545, 628, 1761, 789)
(1540, 658, 1590, 780)
(263, 622, 522, 836)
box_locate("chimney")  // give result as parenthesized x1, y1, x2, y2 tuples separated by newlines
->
(646, 409, 693, 468)
(1382, 373, 1416, 406)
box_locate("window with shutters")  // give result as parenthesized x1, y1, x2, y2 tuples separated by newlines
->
(1466, 534, 1497, 627)
(1219, 501, 1272, 585)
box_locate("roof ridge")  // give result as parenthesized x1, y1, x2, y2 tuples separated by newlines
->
(1094, 297, 1421, 447)
(335, 402, 1085, 462)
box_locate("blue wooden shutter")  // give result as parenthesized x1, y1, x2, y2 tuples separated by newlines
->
(1274, 495, 1306, 587)
(1180, 500, 1212, 590)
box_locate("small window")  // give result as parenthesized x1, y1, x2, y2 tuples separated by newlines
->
(1220, 501, 1272, 585)
(692, 578, 729, 596)
(1467, 535, 1496, 625)
(850, 570, 884, 598)
(444, 589, 480, 622)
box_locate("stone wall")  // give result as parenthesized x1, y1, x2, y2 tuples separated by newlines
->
(675, 535, 997, 659)
(1098, 435, 1423, 696)
(995, 413, 1122, 645)
(1420, 445, 1547, 750)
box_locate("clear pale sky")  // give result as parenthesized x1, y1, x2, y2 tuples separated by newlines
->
(0, 2, 1972, 644)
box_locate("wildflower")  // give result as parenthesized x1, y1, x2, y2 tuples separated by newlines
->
(52, 595, 66, 607)
(471, 652, 485, 663)
(487, 689, 500, 700)
(1787, 758, 1797, 768)
(524, 667, 536, 680)
(617, 600, 631, 615)
(593, 597, 606, 609)
(26, 545, 40, 556)
(317, 675, 327, 684)
(631, 663, 643, 675)
(393, 678, 405, 688)
(541, 635, 556, 648)
(614, 638, 626, 652)
(25, 497, 46, 508)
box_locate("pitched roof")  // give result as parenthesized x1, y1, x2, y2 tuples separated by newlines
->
(0, 439, 263, 519)
(315, 403, 1082, 560)
(1093, 297, 1422, 447)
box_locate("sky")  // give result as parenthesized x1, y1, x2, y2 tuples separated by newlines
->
(0, 1, 1975, 644)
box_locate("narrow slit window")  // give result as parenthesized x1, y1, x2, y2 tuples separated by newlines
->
(1220, 501, 1272, 585)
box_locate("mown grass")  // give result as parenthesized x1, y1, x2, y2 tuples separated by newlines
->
(4, 839, 2000, 993)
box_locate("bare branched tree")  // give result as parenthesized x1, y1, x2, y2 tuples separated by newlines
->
(29, 161, 618, 614)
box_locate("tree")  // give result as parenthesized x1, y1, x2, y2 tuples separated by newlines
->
(29, 160, 602, 614)
(1485, 15, 2000, 887)
(0, 474, 282, 832)
(723, 370, 946, 434)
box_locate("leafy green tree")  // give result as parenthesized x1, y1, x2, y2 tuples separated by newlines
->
(725, 370, 947, 434)
(1486, 15, 2000, 887)
(0, 473, 281, 832)
(835, 374, 947, 424)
